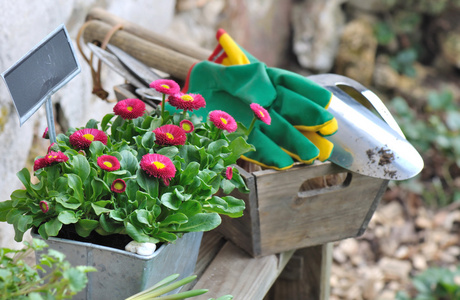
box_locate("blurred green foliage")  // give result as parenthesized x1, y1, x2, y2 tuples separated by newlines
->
(396, 266, 460, 299)
(389, 89, 460, 207)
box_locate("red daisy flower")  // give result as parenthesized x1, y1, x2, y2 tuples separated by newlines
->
(34, 157, 49, 171)
(34, 151, 69, 171)
(168, 93, 206, 111)
(42, 127, 49, 139)
(69, 128, 108, 149)
(179, 120, 194, 133)
(97, 155, 121, 171)
(149, 79, 180, 95)
(39, 200, 49, 213)
(226, 166, 233, 180)
(140, 154, 176, 186)
(153, 125, 186, 146)
(111, 179, 127, 193)
(113, 98, 146, 120)
(250, 103, 271, 125)
(209, 110, 237, 133)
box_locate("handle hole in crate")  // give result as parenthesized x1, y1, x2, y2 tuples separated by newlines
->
(297, 172, 352, 198)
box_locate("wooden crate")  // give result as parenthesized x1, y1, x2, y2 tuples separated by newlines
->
(219, 162, 388, 257)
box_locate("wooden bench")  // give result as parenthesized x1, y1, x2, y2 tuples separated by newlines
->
(187, 231, 332, 300)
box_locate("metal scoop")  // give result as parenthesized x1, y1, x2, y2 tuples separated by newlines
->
(308, 74, 424, 181)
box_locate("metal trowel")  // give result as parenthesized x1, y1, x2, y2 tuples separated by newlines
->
(308, 74, 424, 181)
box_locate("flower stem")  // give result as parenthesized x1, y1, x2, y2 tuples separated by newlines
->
(247, 117, 257, 136)
(161, 94, 166, 122)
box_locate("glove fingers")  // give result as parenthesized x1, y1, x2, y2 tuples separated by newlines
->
(267, 68, 333, 108)
(318, 117, 338, 136)
(245, 128, 295, 170)
(272, 86, 336, 132)
(301, 131, 334, 162)
(260, 111, 319, 164)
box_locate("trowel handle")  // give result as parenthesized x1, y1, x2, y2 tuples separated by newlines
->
(307, 74, 406, 138)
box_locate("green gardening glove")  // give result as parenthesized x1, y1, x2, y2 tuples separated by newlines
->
(167, 29, 337, 170)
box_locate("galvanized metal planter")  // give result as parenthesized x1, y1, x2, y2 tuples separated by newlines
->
(32, 231, 203, 300)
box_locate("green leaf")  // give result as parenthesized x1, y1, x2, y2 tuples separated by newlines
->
(66, 174, 84, 203)
(101, 113, 115, 131)
(69, 154, 91, 182)
(57, 211, 79, 224)
(160, 213, 188, 227)
(141, 131, 155, 149)
(136, 169, 159, 198)
(157, 146, 180, 159)
(0, 200, 14, 221)
(125, 222, 150, 242)
(120, 150, 139, 175)
(75, 219, 99, 237)
(178, 200, 202, 217)
(160, 192, 180, 210)
(17, 168, 33, 195)
(177, 213, 221, 232)
(91, 203, 111, 216)
(226, 137, 255, 164)
(63, 267, 90, 292)
(206, 196, 245, 218)
(180, 161, 200, 186)
(44, 218, 63, 237)
(55, 196, 81, 210)
(207, 139, 228, 156)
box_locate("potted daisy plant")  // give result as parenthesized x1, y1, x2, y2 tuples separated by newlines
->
(0, 79, 255, 299)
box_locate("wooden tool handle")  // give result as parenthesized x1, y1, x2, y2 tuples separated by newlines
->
(86, 7, 211, 61)
(82, 20, 199, 80)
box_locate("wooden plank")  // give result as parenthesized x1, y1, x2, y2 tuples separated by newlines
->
(82, 20, 197, 80)
(217, 166, 261, 257)
(265, 243, 332, 300)
(86, 7, 211, 61)
(191, 241, 293, 300)
(254, 162, 386, 255)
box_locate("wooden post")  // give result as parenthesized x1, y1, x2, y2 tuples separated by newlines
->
(265, 243, 332, 300)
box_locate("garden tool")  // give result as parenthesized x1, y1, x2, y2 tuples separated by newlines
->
(201, 29, 423, 180)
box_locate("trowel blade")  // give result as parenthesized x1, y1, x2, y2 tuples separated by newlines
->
(308, 74, 424, 181)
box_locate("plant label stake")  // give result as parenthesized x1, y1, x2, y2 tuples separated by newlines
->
(1, 24, 81, 144)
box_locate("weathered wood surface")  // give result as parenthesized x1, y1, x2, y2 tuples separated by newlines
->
(255, 162, 387, 255)
(265, 243, 332, 300)
(190, 231, 295, 300)
(82, 20, 196, 80)
(86, 7, 211, 61)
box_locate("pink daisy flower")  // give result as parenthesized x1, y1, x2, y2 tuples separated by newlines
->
(113, 98, 146, 120)
(168, 93, 206, 111)
(153, 124, 186, 146)
(209, 110, 237, 133)
(140, 153, 176, 186)
(42, 127, 49, 139)
(69, 128, 108, 149)
(97, 155, 121, 171)
(179, 120, 194, 133)
(226, 166, 233, 180)
(111, 179, 127, 193)
(39, 200, 49, 213)
(34, 151, 69, 171)
(250, 103, 271, 125)
(149, 79, 180, 95)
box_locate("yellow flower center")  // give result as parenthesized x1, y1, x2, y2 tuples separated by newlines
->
(114, 182, 124, 190)
(103, 161, 113, 168)
(161, 84, 170, 89)
(180, 94, 194, 102)
(166, 132, 174, 140)
(47, 155, 57, 159)
(259, 111, 265, 117)
(182, 123, 191, 131)
(127, 106, 133, 112)
(152, 161, 165, 169)
(220, 117, 228, 125)
(83, 134, 95, 141)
